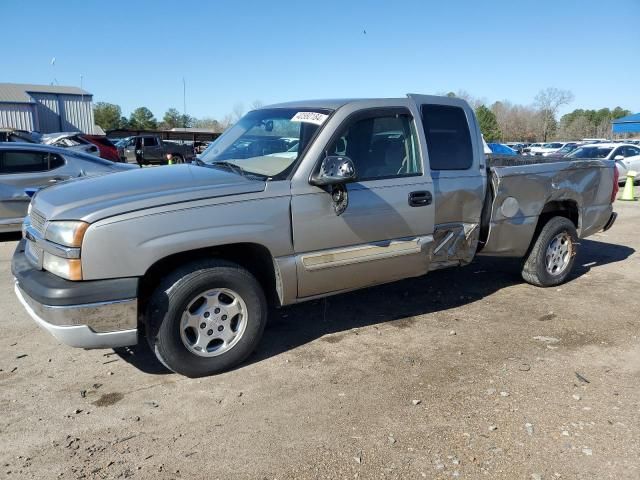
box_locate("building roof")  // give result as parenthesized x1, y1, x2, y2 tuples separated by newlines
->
(169, 127, 218, 133)
(612, 113, 640, 124)
(0, 83, 92, 103)
(612, 113, 640, 134)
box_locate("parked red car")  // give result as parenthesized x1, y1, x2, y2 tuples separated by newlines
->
(80, 135, 121, 162)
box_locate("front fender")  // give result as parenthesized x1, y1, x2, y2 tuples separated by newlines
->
(81, 196, 292, 280)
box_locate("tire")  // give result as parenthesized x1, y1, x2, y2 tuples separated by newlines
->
(145, 259, 268, 377)
(521, 216, 578, 287)
(171, 154, 184, 164)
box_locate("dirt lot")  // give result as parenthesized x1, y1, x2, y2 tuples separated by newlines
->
(0, 201, 638, 480)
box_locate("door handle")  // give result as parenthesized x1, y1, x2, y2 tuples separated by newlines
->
(408, 190, 432, 207)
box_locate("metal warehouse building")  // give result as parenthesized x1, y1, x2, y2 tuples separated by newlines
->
(0, 82, 96, 133)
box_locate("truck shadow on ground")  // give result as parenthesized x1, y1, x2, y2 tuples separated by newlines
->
(116, 238, 633, 375)
(0, 233, 22, 243)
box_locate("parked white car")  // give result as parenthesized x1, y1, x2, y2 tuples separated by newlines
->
(529, 142, 577, 156)
(567, 143, 640, 183)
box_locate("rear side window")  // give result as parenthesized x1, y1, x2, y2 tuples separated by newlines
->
(421, 105, 473, 170)
(0, 151, 64, 174)
(143, 137, 158, 147)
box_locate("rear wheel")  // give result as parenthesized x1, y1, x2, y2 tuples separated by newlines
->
(145, 259, 268, 377)
(171, 154, 184, 164)
(521, 216, 578, 287)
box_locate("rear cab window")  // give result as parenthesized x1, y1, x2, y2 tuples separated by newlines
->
(420, 104, 473, 171)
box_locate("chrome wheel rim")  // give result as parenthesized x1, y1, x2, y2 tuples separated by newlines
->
(545, 232, 573, 276)
(179, 288, 247, 357)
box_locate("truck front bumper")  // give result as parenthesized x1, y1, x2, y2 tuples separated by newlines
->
(12, 240, 139, 349)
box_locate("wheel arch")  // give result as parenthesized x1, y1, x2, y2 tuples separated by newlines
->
(525, 199, 580, 258)
(138, 242, 281, 329)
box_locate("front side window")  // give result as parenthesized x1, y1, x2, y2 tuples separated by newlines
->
(421, 104, 473, 170)
(0, 151, 63, 174)
(611, 147, 624, 158)
(624, 146, 640, 157)
(324, 112, 421, 181)
(200, 108, 331, 178)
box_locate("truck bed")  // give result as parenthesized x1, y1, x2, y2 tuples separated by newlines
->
(479, 155, 615, 257)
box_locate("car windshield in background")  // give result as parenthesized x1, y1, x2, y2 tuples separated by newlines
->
(567, 146, 613, 159)
(198, 108, 332, 178)
(558, 145, 575, 153)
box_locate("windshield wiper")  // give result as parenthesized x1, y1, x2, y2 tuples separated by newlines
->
(211, 161, 246, 177)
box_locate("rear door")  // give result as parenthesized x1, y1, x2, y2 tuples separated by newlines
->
(291, 106, 435, 298)
(408, 94, 486, 266)
(0, 150, 67, 227)
(622, 146, 640, 175)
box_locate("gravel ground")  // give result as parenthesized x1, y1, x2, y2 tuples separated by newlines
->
(0, 201, 638, 480)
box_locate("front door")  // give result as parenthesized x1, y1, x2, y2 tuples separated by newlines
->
(291, 108, 435, 298)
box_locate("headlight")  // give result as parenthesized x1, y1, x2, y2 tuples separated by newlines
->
(27, 202, 32, 217)
(43, 253, 82, 280)
(45, 221, 89, 247)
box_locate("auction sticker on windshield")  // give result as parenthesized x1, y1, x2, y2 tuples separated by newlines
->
(291, 111, 329, 126)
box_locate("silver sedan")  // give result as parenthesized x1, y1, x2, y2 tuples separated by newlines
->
(0, 143, 136, 233)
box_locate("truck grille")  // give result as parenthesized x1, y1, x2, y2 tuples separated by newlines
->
(25, 240, 44, 269)
(30, 209, 47, 235)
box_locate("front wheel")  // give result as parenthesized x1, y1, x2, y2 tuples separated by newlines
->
(146, 260, 268, 377)
(521, 216, 578, 287)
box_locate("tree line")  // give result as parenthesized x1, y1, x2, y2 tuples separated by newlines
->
(95, 90, 633, 142)
(446, 88, 632, 143)
(93, 101, 263, 133)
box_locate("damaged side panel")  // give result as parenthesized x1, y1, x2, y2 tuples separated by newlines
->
(481, 159, 614, 257)
(428, 222, 479, 271)
(427, 170, 485, 270)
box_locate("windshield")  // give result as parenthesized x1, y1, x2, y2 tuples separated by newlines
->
(199, 108, 331, 178)
(558, 145, 576, 153)
(543, 143, 563, 149)
(567, 146, 613, 159)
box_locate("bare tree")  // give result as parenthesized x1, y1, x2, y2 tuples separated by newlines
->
(232, 103, 245, 122)
(250, 100, 264, 110)
(534, 88, 574, 141)
(219, 114, 235, 131)
(491, 101, 542, 142)
(193, 117, 222, 133)
(436, 90, 485, 109)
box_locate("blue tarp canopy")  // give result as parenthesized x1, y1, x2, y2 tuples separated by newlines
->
(612, 113, 640, 134)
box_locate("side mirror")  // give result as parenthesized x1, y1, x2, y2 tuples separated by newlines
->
(614, 155, 624, 161)
(310, 156, 356, 186)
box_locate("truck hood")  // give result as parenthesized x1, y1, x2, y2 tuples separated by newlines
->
(32, 164, 266, 223)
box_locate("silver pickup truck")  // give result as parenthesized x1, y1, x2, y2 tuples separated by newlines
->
(12, 95, 618, 377)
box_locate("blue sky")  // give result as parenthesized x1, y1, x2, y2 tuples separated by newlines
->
(3, 0, 639, 119)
